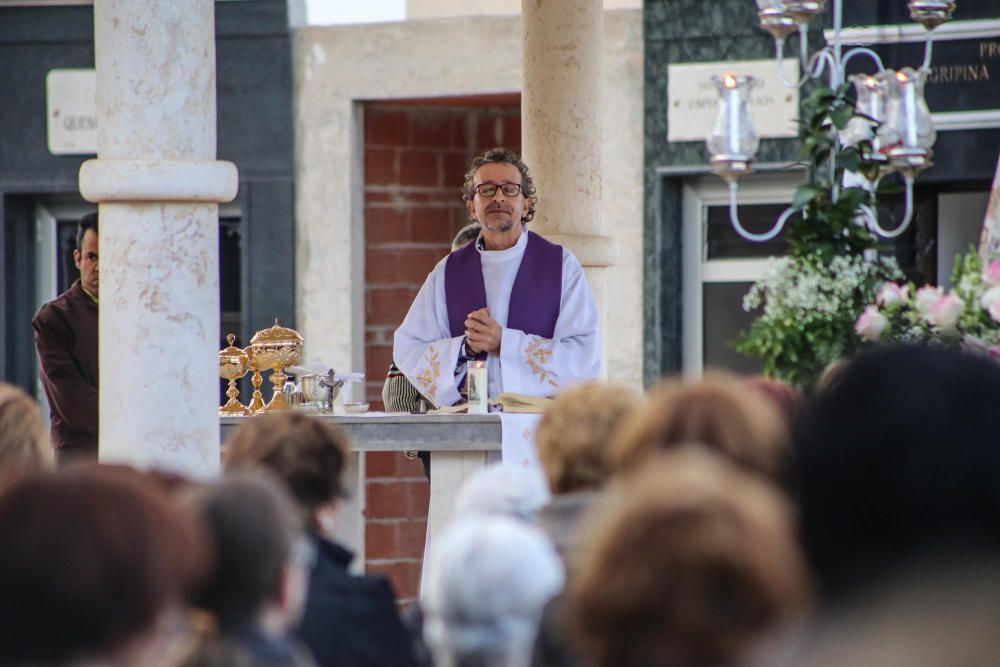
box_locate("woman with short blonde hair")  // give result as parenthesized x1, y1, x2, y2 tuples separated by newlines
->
(0, 383, 52, 471)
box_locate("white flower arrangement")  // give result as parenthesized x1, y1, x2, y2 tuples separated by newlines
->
(736, 252, 902, 386)
(855, 250, 1000, 358)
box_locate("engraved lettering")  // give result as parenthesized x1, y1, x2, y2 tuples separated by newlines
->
(63, 115, 97, 131)
(928, 64, 991, 85)
(979, 41, 1000, 60)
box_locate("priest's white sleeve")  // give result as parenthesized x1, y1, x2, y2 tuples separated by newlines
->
(393, 259, 465, 408)
(498, 249, 601, 396)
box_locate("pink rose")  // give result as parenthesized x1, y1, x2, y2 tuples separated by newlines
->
(855, 305, 888, 342)
(914, 286, 943, 316)
(983, 260, 1000, 286)
(927, 294, 965, 332)
(876, 282, 909, 307)
(989, 345, 1000, 362)
(981, 286, 1000, 323)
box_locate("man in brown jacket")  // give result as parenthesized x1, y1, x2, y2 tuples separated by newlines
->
(33, 212, 99, 464)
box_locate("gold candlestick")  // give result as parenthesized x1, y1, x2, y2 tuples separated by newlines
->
(219, 334, 250, 415)
(245, 346, 266, 414)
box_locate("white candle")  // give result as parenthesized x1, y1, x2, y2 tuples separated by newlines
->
(899, 71, 918, 147)
(725, 74, 741, 154)
(467, 360, 488, 414)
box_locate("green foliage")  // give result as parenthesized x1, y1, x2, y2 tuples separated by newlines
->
(733, 83, 902, 387)
(733, 253, 902, 387)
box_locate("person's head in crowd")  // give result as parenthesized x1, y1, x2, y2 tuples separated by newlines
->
(813, 356, 851, 396)
(452, 222, 482, 251)
(224, 411, 348, 537)
(571, 449, 810, 667)
(743, 375, 804, 432)
(611, 371, 790, 485)
(0, 382, 53, 471)
(0, 465, 203, 666)
(423, 515, 564, 667)
(454, 464, 551, 523)
(75, 211, 99, 298)
(188, 471, 311, 635)
(795, 345, 1000, 599)
(535, 381, 642, 495)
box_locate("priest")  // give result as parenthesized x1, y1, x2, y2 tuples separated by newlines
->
(393, 147, 600, 410)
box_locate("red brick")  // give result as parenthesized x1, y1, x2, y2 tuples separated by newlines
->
(443, 150, 471, 189)
(399, 453, 426, 478)
(398, 520, 428, 558)
(408, 480, 430, 515)
(411, 112, 454, 148)
(503, 114, 522, 152)
(366, 451, 398, 477)
(365, 207, 409, 244)
(366, 480, 409, 519)
(366, 560, 422, 601)
(366, 522, 398, 560)
(365, 107, 410, 146)
(367, 190, 455, 204)
(365, 147, 397, 186)
(365, 345, 394, 379)
(366, 247, 446, 284)
(410, 207, 457, 244)
(399, 149, 440, 188)
(477, 114, 502, 148)
(366, 382, 385, 406)
(367, 286, 418, 325)
(452, 114, 471, 148)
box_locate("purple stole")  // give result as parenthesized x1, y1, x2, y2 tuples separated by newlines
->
(445, 231, 563, 341)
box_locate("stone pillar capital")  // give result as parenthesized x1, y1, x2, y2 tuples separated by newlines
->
(79, 159, 239, 203)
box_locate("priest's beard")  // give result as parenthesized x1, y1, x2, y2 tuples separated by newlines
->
(484, 219, 515, 233)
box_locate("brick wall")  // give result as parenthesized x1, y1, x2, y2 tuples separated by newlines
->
(362, 99, 520, 605)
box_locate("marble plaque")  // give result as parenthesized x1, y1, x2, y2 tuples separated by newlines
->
(667, 59, 800, 142)
(46, 69, 97, 155)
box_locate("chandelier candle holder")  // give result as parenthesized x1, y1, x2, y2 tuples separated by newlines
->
(708, 0, 955, 242)
(708, 74, 760, 184)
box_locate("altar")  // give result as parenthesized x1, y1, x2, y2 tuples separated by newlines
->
(221, 413, 502, 568)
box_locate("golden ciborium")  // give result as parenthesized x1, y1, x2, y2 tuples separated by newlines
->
(249, 319, 303, 413)
(218, 334, 251, 416)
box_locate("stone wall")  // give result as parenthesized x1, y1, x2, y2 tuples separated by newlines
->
(293, 10, 643, 602)
(363, 102, 521, 406)
(361, 101, 520, 605)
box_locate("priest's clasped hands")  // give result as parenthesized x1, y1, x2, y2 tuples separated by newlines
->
(465, 308, 502, 354)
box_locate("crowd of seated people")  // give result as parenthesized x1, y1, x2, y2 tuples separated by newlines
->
(3, 343, 1000, 666)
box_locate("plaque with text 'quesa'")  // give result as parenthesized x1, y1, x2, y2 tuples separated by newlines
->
(667, 60, 800, 143)
(46, 69, 97, 156)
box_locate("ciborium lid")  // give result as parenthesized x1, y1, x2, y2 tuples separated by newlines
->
(250, 319, 303, 347)
(220, 333, 248, 360)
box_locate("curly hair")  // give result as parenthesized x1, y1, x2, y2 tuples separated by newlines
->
(0, 383, 52, 471)
(223, 412, 349, 531)
(571, 449, 809, 667)
(461, 147, 538, 223)
(535, 382, 642, 494)
(610, 371, 790, 486)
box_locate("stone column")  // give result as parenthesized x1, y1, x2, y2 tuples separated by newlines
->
(79, 0, 238, 476)
(522, 0, 617, 371)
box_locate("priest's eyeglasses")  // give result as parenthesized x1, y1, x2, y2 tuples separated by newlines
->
(474, 182, 523, 198)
